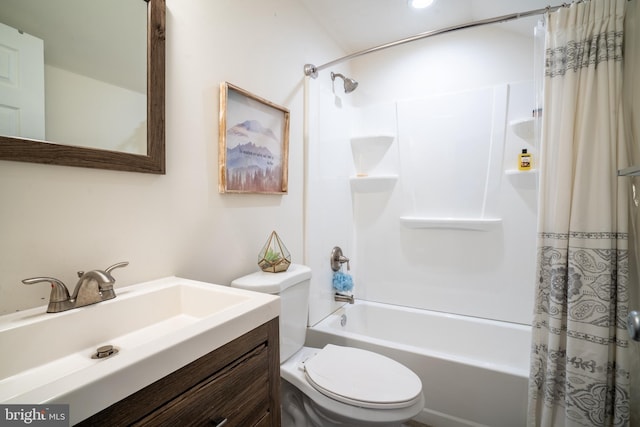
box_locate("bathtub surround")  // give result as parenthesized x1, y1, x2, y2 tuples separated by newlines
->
(303, 19, 541, 426)
(396, 85, 508, 223)
(527, 1, 631, 425)
(305, 32, 541, 327)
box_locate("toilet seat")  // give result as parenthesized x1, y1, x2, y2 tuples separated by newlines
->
(303, 344, 422, 409)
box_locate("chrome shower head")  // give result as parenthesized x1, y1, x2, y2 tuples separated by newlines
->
(330, 72, 358, 94)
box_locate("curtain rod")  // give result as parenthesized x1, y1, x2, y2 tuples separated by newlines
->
(304, 4, 564, 78)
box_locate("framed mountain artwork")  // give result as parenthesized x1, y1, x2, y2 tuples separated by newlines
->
(218, 82, 290, 194)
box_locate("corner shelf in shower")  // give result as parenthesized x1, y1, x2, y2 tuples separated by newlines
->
(350, 134, 394, 150)
(509, 117, 540, 142)
(504, 168, 538, 175)
(350, 135, 395, 177)
(350, 175, 398, 193)
(399, 216, 502, 231)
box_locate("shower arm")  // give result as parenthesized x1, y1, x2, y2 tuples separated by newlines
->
(330, 72, 358, 93)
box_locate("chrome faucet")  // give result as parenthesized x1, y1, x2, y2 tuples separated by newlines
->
(334, 293, 354, 304)
(22, 262, 129, 313)
(331, 246, 354, 304)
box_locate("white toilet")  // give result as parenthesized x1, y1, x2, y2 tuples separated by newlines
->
(231, 264, 424, 427)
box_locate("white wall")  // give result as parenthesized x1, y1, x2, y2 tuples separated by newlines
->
(306, 24, 540, 325)
(0, 0, 345, 315)
(45, 65, 147, 154)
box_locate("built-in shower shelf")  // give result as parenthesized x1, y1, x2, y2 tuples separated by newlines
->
(350, 135, 395, 176)
(399, 216, 502, 231)
(509, 117, 539, 142)
(505, 168, 538, 175)
(350, 175, 398, 193)
(351, 135, 394, 148)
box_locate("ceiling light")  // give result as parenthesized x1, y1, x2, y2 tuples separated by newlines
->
(409, 0, 434, 9)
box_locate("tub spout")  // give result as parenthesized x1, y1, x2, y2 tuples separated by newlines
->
(335, 293, 354, 304)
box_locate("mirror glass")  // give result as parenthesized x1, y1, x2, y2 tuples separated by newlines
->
(0, 0, 165, 174)
(0, 0, 147, 154)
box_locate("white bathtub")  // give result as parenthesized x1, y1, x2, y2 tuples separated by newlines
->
(305, 301, 531, 427)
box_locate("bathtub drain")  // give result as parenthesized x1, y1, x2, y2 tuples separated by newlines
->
(340, 314, 347, 327)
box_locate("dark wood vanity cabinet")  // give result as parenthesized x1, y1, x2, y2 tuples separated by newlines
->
(77, 318, 281, 427)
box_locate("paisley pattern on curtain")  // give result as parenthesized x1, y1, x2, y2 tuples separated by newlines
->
(546, 32, 624, 77)
(531, 234, 630, 425)
(527, 1, 630, 426)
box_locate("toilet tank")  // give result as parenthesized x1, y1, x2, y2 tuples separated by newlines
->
(231, 264, 312, 362)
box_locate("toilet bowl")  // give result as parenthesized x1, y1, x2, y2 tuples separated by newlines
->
(231, 264, 424, 426)
(281, 346, 424, 426)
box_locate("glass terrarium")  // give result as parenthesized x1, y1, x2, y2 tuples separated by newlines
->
(258, 231, 291, 273)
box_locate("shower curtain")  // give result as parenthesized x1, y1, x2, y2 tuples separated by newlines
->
(527, 1, 631, 426)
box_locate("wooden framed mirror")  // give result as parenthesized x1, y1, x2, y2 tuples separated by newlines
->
(0, 0, 165, 174)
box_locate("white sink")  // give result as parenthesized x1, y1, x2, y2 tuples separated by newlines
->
(0, 277, 279, 424)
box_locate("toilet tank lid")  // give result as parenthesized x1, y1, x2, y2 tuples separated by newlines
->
(230, 263, 312, 294)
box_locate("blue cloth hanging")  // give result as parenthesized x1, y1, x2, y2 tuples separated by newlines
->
(332, 271, 353, 292)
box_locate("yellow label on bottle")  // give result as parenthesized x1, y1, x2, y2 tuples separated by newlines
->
(518, 153, 532, 170)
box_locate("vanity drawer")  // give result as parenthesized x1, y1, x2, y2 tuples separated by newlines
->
(76, 318, 280, 427)
(134, 344, 270, 427)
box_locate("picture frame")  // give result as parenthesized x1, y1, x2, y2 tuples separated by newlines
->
(219, 82, 290, 194)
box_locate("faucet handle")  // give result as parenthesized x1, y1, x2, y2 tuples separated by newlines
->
(77, 262, 129, 279)
(331, 247, 343, 272)
(331, 247, 351, 271)
(22, 277, 70, 301)
(101, 262, 129, 300)
(22, 277, 72, 313)
(105, 261, 129, 274)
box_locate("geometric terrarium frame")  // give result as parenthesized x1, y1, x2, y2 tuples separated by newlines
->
(258, 231, 291, 273)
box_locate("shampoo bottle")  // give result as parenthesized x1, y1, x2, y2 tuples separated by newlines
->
(518, 149, 532, 171)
